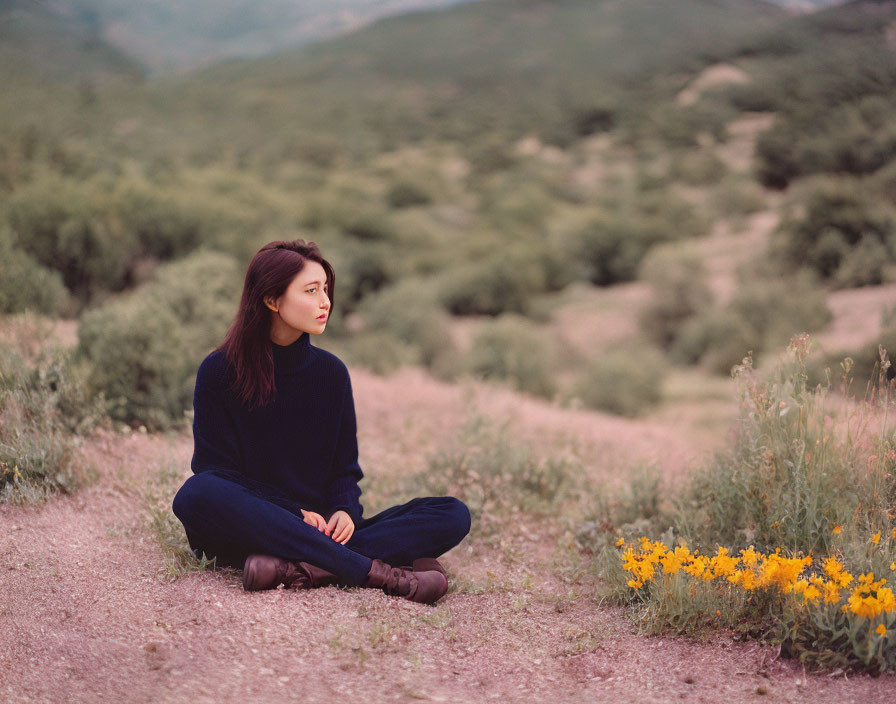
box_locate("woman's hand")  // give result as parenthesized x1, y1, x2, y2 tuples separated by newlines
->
(325, 510, 355, 545)
(300, 509, 328, 533)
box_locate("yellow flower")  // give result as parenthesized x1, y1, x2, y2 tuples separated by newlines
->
(872, 531, 881, 546)
(878, 587, 896, 613)
(628, 579, 643, 589)
(739, 546, 759, 567)
(877, 624, 887, 637)
(660, 552, 682, 575)
(823, 557, 845, 581)
(823, 581, 841, 605)
(832, 525, 842, 535)
(890, 563, 895, 571)
(616, 537, 625, 547)
(710, 547, 739, 579)
(803, 584, 821, 602)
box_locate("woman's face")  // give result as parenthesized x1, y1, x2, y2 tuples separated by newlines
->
(267, 261, 330, 339)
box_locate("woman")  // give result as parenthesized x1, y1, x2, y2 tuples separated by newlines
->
(172, 239, 471, 605)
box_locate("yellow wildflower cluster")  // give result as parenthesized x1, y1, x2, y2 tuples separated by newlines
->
(619, 538, 896, 622)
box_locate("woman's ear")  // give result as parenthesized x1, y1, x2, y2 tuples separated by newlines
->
(263, 296, 279, 313)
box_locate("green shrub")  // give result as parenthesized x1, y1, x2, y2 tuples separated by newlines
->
(670, 309, 756, 374)
(0, 227, 67, 315)
(667, 148, 728, 186)
(755, 122, 801, 189)
(676, 336, 892, 557)
(572, 344, 665, 417)
(77, 250, 241, 429)
(6, 178, 138, 302)
(115, 186, 205, 260)
(639, 242, 713, 349)
(670, 275, 831, 374)
(0, 343, 102, 503)
(727, 275, 832, 352)
(571, 194, 706, 286)
(772, 177, 896, 286)
(756, 93, 896, 189)
(597, 337, 896, 672)
(359, 281, 458, 377)
(327, 241, 396, 310)
(649, 102, 733, 149)
(708, 176, 765, 219)
(466, 314, 555, 398)
(438, 255, 544, 317)
(341, 332, 419, 376)
(386, 180, 432, 209)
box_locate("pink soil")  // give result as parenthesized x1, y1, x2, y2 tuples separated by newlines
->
(2, 371, 894, 703)
(816, 284, 896, 353)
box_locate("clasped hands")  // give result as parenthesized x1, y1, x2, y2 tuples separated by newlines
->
(300, 508, 354, 544)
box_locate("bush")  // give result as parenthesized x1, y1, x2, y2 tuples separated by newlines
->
(466, 314, 555, 398)
(708, 176, 765, 219)
(6, 177, 138, 302)
(670, 309, 756, 374)
(327, 241, 395, 311)
(115, 186, 206, 260)
(0, 343, 102, 503)
(677, 336, 891, 556)
(572, 344, 665, 417)
(386, 180, 432, 209)
(77, 251, 241, 429)
(571, 193, 706, 287)
(340, 332, 419, 376)
(438, 254, 545, 317)
(772, 178, 896, 287)
(670, 275, 831, 374)
(0, 227, 67, 315)
(639, 242, 713, 349)
(599, 337, 896, 672)
(359, 281, 458, 378)
(667, 148, 728, 186)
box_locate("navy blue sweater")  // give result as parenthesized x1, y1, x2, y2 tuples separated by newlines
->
(190, 332, 364, 523)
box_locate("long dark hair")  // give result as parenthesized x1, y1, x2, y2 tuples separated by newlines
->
(218, 239, 335, 408)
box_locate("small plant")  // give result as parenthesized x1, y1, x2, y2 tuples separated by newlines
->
(466, 314, 556, 398)
(142, 462, 218, 580)
(596, 335, 896, 673)
(417, 415, 585, 540)
(0, 340, 102, 503)
(617, 535, 896, 673)
(572, 344, 665, 416)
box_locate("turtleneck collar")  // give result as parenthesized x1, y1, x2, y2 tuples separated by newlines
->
(270, 332, 313, 373)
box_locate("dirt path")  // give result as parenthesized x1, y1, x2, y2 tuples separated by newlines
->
(2, 374, 895, 703)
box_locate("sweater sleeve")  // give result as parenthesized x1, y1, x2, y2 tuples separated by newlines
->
(325, 375, 364, 523)
(190, 356, 242, 475)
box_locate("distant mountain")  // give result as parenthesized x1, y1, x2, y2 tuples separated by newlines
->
(48, 0, 479, 75)
(0, 0, 143, 85)
(762, 0, 847, 10)
(144, 0, 785, 154)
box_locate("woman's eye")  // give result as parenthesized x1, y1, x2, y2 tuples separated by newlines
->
(307, 288, 316, 294)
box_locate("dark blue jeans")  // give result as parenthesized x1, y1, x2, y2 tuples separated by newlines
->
(171, 468, 471, 586)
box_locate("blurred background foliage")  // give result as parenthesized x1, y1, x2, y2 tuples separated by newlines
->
(2, 0, 896, 434)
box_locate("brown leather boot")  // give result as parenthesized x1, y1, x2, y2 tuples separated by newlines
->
(412, 557, 446, 577)
(364, 558, 448, 605)
(242, 554, 341, 592)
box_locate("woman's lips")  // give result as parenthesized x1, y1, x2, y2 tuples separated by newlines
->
(317, 314, 328, 321)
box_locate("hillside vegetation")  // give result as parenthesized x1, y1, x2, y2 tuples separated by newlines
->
(2, 0, 896, 428)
